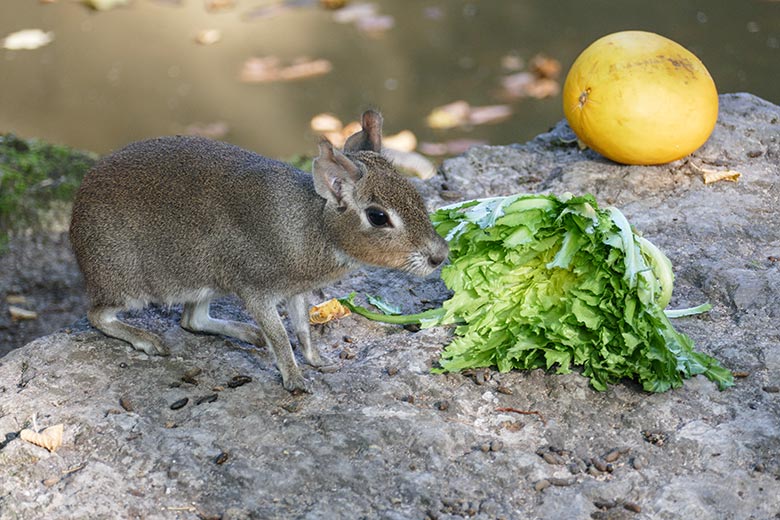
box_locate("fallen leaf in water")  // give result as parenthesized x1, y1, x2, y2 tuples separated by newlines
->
(310, 113, 343, 133)
(419, 139, 487, 156)
(195, 29, 221, 46)
(426, 101, 512, 129)
(332, 2, 378, 23)
(468, 104, 513, 126)
(278, 58, 333, 81)
(320, 0, 347, 9)
(529, 54, 561, 79)
(383, 130, 417, 152)
(332, 2, 394, 35)
(184, 121, 229, 139)
(20, 424, 63, 452)
(2, 29, 54, 50)
(83, 0, 129, 10)
(240, 57, 332, 83)
(426, 100, 471, 129)
(381, 149, 436, 179)
(497, 53, 561, 100)
(355, 14, 395, 34)
(205, 0, 234, 12)
(310, 299, 351, 324)
(9, 306, 37, 321)
(500, 54, 525, 72)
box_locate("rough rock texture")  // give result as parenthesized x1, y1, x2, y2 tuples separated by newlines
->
(1, 93, 779, 519)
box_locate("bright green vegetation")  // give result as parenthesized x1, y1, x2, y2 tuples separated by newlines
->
(0, 134, 96, 246)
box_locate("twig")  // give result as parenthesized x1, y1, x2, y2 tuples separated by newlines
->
(495, 407, 547, 426)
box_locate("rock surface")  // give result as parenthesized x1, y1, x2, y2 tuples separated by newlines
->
(1, 93, 779, 519)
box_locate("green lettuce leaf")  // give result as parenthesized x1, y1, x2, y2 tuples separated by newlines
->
(428, 193, 732, 392)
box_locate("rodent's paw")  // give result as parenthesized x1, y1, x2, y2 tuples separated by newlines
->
(132, 338, 170, 357)
(283, 373, 312, 395)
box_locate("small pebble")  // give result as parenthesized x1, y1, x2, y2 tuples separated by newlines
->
(489, 440, 504, 452)
(339, 349, 355, 360)
(593, 499, 617, 510)
(170, 397, 189, 410)
(386, 366, 399, 377)
(623, 501, 642, 513)
(591, 457, 613, 473)
(181, 367, 202, 385)
(435, 400, 450, 411)
(762, 385, 780, 393)
(118, 362, 128, 369)
(119, 397, 134, 412)
(227, 375, 252, 388)
(631, 456, 646, 470)
(642, 429, 668, 446)
(342, 335, 355, 343)
(534, 479, 551, 492)
(604, 448, 623, 463)
(480, 443, 491, 453)
(549, 477, 574, 487)
(214, 451, 229, 465)
(542, 452, 565, 465)
(403, 323, 421, 333)
(195, 394, 219, 405)
(496, 385, 513, 395)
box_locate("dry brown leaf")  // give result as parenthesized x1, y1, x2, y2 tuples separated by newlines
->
(9, 306, 37, 320)
(20, 424, 63, 452)
(702, 169, 742, 184)
(309, 299, 351, 324)
(690, 162, 742, 184)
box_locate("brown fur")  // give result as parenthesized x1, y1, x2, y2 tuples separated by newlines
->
(70, 111, 448, 392)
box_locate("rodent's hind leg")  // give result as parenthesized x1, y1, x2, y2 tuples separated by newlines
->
(87, 306, 170, 356)
(180, 299, 261, 345)
(287, 293, 336, 371)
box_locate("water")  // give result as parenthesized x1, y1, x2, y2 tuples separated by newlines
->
(1, 0, 778, 159)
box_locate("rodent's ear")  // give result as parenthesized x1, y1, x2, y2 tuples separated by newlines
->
(312, 138, 363, 206)
(343, 110, 383, 153)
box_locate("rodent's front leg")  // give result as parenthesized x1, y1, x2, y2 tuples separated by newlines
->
(287, 293, 334, 370)
(243, 295, 309, 394)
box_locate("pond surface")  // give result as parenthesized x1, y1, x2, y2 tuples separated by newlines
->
(1, 0, 779, 159)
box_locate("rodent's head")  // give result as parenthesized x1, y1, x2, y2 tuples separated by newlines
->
(312, 110, 448, 276)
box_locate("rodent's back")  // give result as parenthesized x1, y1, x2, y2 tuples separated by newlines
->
(70, 136, 323, 306)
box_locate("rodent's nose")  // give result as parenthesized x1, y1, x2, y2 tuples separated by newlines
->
(427, 251, 447, 268)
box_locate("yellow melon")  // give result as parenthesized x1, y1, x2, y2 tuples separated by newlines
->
(562, 31, 719, 165)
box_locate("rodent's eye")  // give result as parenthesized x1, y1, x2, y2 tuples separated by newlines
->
(366, 207, 391, 228)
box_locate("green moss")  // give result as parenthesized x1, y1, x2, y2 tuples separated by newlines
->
(0, 134, 96, 246)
